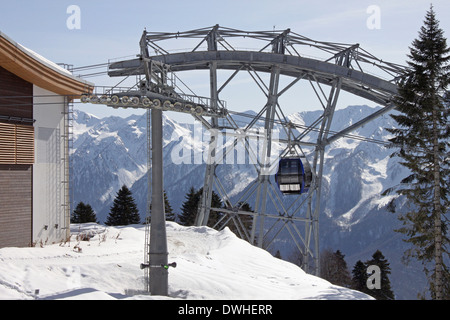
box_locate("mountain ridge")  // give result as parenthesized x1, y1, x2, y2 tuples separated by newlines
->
(71, 105, 426, 299)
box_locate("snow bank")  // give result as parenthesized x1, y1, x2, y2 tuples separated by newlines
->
(0, 222, 371, 300)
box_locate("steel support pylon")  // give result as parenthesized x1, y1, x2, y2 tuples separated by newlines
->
(101, 25, 406, 278)
(148, 107, 168, 296)
(141, 32, 168, 296)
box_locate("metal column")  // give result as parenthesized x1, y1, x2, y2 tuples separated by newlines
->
(143, 109, 152, 292)
(140, 30, 169, 296)
(62, 96, 74, 240)
(252, 65, 281, 248)
(149, 107, 168, 296)
(309, 77, 342, 275)
(196, 26, 220, 227)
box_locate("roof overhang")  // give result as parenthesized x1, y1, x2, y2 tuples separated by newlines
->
(0, 31, 94, 99)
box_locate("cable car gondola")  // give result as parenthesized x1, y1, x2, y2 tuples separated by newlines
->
(275, 157, 312, 195)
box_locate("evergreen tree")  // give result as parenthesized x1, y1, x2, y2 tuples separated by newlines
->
(164, 191, 175, 222)
(179, 187, 223, 227)
(384, 6, 450, 300)
(365, 250, 395, 300)
(237, 201, 254, 237)
(206, 188, 224, 228)
(105, 185, 140, 226)
(223, 201, 254, 241)
(333, 250, 352, 288)
(320, 249, 352, 288)
(148, 190, 175, 223)
(71, 201, 97, 223)
(320, 249, 335, 282)
(351, 260, 368, 293)
(287, 248, 303, 268)
(179, 186, 200, 226)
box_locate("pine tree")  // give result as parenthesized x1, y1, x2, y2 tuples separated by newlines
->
(319, 249, 335, 281)
(164, 191, 175, 222)
(105, 185, 140, 226)
(237, 201, 254, 237)
(223, 201, 254, 241)
(274, 250, 282, 259)
(384, 6, 449, 300)
(320, 249, 352, 288)
(351, 260, 368, 293)
(333, 250, 352, 288)
(179, 187, 200, 226)
(178, 187, 223, 227)
(365, 250, 395, 300)
(148, 190, 175, 223)
(206, 188, 223, 228)
(71, 201, 97, 223)
(287, 248, 303, 268)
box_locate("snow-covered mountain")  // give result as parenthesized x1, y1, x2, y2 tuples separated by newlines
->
(72, 106, 401, 223)
(71, 105, 426, 299)
(72, 110, 191, 220)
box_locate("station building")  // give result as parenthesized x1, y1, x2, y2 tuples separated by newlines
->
(0, 31, 93, 247)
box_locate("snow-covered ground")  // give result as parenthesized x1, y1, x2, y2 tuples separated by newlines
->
(0, 222, 372, 300)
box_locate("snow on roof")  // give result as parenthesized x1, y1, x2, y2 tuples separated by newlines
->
(17, 42, 72, 76)
(0, 30, 94, 90)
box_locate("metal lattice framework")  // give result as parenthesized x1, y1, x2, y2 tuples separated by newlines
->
(83, 25, 407, 293)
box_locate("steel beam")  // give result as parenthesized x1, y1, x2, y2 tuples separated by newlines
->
(196, 27, 220, 227)
(108, 51, 397, 105)
(308, 77, 342, 275)
(252, 65, 281, 247)
(324, 102, 396, 145)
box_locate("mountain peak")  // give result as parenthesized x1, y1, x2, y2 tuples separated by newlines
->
(73, 109, 100, 121)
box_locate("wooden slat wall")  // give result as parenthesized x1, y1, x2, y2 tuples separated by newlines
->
(0, 122, 15, 163)
(0, 65, 33, 121)
(0, 122, 34, 164)
(0, 56, 34, 248)
(15, 124, 34, 164)
(0, 164, 32, 248)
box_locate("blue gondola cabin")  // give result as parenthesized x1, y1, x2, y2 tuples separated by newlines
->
(275, 157, 312, 195)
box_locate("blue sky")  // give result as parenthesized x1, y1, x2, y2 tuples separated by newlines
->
(1, 0, 449, 120)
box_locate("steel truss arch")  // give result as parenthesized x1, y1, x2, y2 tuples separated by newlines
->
(109, 50, 397, 106)
(103, 25, 407, 277)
